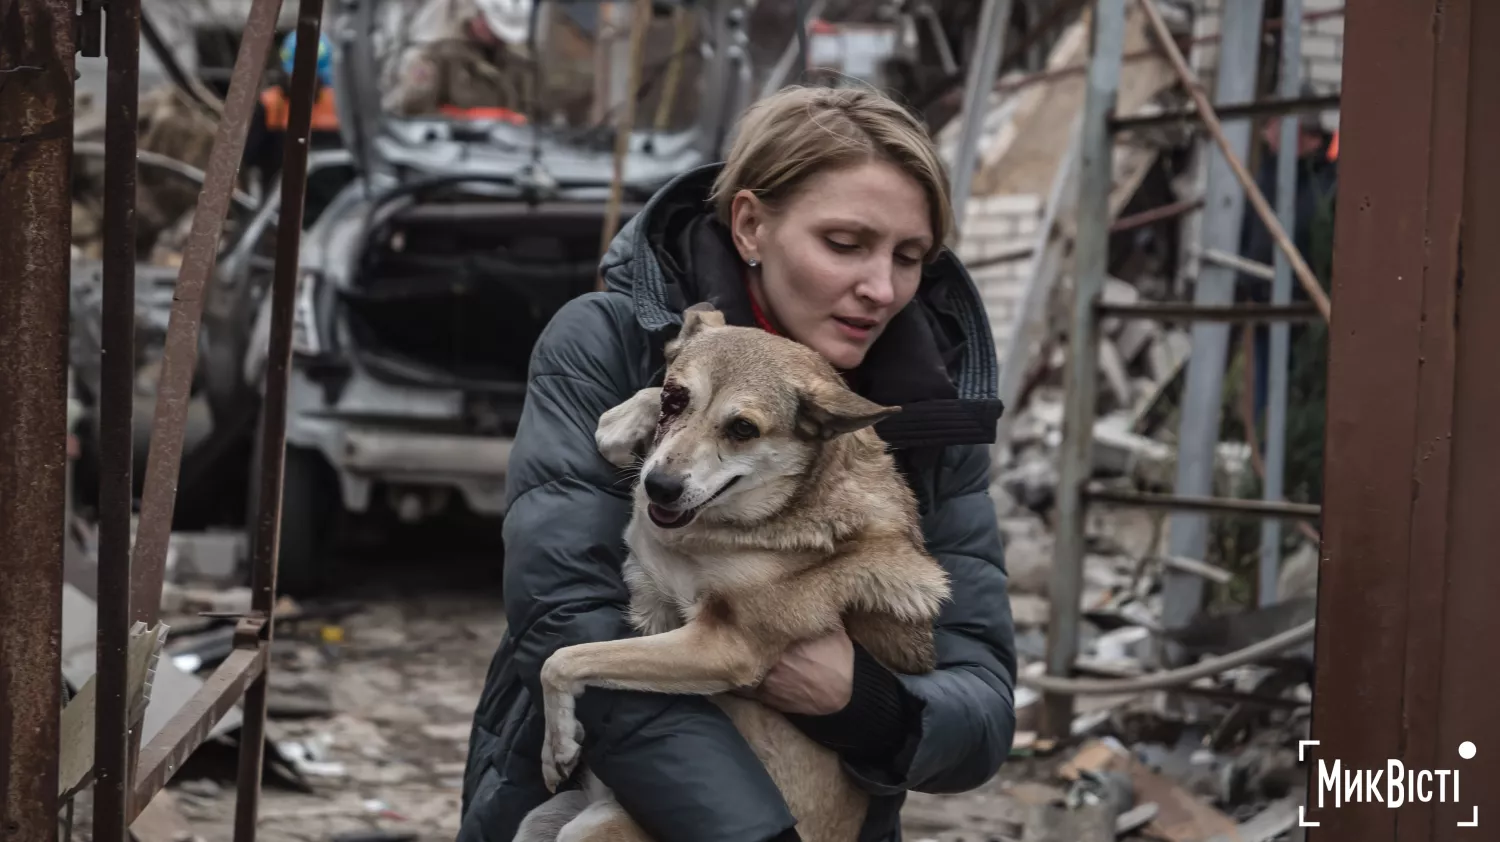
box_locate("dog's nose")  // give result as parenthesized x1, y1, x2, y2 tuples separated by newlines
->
(643, 471, 685, 505)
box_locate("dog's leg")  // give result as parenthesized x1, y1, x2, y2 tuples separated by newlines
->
(514, 789, 592, 842)
(539, 619, 774, 790)
(556, 799, 654, 842)
(595, 387, 662, 467)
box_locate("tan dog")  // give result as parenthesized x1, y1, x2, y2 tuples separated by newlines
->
(519, 304, 951, 842)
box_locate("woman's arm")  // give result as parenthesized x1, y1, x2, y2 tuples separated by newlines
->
(501, 293, 800, 842)
(782, 442, 1018, 794)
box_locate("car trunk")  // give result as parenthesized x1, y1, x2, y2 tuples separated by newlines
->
(341, 201, 622, 393)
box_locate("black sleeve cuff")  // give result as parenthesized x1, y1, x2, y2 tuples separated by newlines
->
(785, 644, 913, 764)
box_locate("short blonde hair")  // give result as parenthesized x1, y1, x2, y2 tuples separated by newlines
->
(709, 85, 954, 261)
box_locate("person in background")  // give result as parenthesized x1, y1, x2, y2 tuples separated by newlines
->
(1237, 110, 1339, 422)
(385, 0, 533, 120)
(456, 85, 1017, 842)
(242, 31, 343, 198)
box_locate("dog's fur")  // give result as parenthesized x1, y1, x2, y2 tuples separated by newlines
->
(516, 304, 951, 842)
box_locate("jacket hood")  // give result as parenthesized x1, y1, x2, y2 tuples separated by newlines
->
(600, 163, 1005, 448)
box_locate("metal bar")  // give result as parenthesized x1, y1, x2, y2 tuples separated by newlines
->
(70, 142, 259, 212)
(759, 0, 826, 100)
(234, 0, 326, 833)
(597, 0, 655, 274)
(949, 0, 1013, 236)
(1085, 488, 1322, 520)
(1044, 0, 1125, 740)
(1111, 93, 1341, 132)
(129, 0, 286, 628)
(1307, 0, 1499, 835)
(1153, 0, 1263, 634)
(0, 2, 75, 838)
(130, 646, 268, 818)
(1110, 197, 1204, 233)
(1199, 246, 1274, 281)
(93, 0, 144, 834)
(1139, 0, 1330, 320)
(1096, 302, 1323, 323)
(1259, 0, 1304, 608)
(990, 7, 1347, 99)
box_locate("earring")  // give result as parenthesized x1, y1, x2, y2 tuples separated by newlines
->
(746, 258, 760, 268)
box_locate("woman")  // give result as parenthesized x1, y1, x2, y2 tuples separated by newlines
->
(457, 86, 1018, 842)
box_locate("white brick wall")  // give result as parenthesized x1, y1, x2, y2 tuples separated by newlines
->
(958, 194, 1043, 356)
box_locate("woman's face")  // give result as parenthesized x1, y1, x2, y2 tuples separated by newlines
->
(730, 159, 934, 371)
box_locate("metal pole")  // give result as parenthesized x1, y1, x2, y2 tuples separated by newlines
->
(1043, 0, 1126, 740)
(0, 3, 75, 839)
(948, 0, 1012, 236)
(234, 0, 325, 835)
(1158, 0, 1265, 633)
(94, 0, 143, 834)
(128, 0, 286, 627)
(1259, 0, 1304, 607)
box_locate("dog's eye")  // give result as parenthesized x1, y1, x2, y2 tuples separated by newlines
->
(726, 418, 760, 441)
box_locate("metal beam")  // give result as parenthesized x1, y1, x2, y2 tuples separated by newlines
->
(1043, 0, 1126, 740)
(1157, 0, 1264, 633)
(949, 0, 1013, 234)
(0, 2, 75, 838)
(95, 0, 144, 834)
(234, 0, 327, 833)
(1307, 0, 1500, 835)
(1259, 0, 1305, 607)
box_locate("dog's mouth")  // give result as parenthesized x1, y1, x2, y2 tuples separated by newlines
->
(647, 476, 742, 530)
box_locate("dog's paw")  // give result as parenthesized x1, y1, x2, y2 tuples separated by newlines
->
(541, 690, 584, 792)
(596, 388, 661, 468)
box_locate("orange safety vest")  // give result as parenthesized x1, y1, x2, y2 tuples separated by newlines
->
(260, 86, 341, 132)
(1327, 129, 1339, 162)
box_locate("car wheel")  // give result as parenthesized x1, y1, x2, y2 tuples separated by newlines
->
(247, 420, 339, 597)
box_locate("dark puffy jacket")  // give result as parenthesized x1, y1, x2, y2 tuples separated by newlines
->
(456, 164, 1018, 842)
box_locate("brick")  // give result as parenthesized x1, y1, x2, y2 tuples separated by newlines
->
(1302, 33, 1340, 61)
(1311, 14, 1344, 36)
(979, 194, 1042, 216)
(1308, 59, 1343, 86)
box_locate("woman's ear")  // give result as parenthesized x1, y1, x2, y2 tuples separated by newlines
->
(729, 190, 765, 264)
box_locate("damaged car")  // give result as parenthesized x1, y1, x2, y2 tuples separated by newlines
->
(226, 0, 752, 592)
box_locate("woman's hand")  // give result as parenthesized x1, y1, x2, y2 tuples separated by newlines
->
(741, 628, 855, 716)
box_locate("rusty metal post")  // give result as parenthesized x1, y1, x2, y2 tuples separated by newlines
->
(233, 0, 325, 836)
(1306, 0, 1500, 837)
(129, 0, 286, 625)
(0, 1, 75, 839)
(92, 0, 144, 836)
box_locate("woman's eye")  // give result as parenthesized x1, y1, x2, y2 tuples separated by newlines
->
(895, 252, 922, 267)
(727, 418, 760, 440)
(825, 238, 859, 252)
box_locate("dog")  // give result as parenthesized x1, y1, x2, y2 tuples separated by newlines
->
(517, 304, 952, 842)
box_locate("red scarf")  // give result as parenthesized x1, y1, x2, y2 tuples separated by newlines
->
(746, 276, 779, 335)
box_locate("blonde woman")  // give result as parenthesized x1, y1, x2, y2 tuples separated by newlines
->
(458, 85, 1017, 842)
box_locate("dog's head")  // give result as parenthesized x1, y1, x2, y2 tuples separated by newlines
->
(639, 304, 899, 530)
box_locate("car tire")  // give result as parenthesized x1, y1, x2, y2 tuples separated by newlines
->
(247, 419, 339, 597)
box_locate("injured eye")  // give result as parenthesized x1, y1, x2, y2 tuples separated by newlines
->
(726, 417, 760, 441)
(660, 382, 690, 422)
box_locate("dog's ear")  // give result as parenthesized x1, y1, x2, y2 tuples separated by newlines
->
(665, 303, 727, 363)
(798, 382, 900, 440)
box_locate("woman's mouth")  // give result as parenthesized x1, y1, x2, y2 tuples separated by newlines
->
(833, 316, 878, 341)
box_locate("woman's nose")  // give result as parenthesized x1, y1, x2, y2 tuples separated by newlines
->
(856, 258, 897, 307)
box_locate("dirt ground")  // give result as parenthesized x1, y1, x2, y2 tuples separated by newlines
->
(139, 531, 1034, 842)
